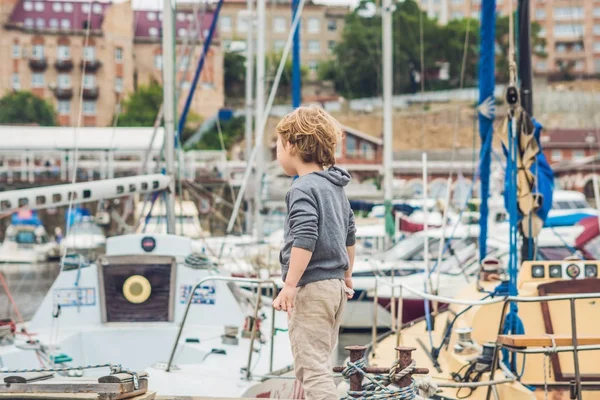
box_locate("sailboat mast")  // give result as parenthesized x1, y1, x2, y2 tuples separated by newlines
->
(382, 0, 394, 242)
(162, 0, 177, 234)
(518, 0, 534, 260)
(518, 0, 533, 116)
(255, 0, 266, 242)
(291, 0, 301, 108)
(244, 0, 255, 234)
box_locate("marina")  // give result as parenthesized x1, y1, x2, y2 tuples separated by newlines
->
(0, 0, 599, 394)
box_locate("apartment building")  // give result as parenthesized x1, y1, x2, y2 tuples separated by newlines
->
(420, 0, 600, 77)
(218, 0, 349, 79)
(0, 0, 223, 127)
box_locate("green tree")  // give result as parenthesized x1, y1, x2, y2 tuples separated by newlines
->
(188, 115, 246, 151)
(224, 51, 246, 98)
(119, 81, 163, 126)
(0, 91, 56, 126)
(119, 81, 203, 139)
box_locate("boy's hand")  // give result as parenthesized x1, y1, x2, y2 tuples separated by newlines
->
(273, 283, 297, 316)
(344, 277, 354, 299)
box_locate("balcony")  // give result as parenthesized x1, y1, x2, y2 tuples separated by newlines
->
(82, 86, 99, 100)
(55, 59, 74, 72)
(54, 87, 73, 99)
(80, 59, 102, 72)
(28, 57, 48, 71)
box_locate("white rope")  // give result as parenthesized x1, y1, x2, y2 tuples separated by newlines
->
(543, 334, 557, 400)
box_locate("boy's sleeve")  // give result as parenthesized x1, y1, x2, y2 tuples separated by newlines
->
(347, 205, 356, 246)
(287, 188, 319, 252)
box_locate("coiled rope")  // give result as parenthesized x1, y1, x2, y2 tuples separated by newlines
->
(339, 358, 438, 400)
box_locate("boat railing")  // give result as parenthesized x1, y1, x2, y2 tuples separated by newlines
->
(165, 276, 279, 379)
(486, 292, 600, 400)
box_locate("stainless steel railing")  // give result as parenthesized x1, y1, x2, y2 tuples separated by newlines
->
(166, 276, 279, 379)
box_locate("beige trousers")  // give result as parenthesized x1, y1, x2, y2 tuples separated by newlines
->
(288, 279, 346, 400)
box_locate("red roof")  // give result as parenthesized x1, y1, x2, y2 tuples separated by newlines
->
(6, 0, 216, 39)
(542, 128, 599, 149)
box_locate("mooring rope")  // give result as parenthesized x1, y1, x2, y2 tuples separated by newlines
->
(339, 358, 438, 400)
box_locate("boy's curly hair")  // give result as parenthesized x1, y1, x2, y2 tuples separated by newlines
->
(276, 105, 342, 168)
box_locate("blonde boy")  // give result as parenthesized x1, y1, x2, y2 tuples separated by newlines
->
(273, 105, 356, 400)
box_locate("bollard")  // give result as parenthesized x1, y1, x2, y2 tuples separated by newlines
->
(333, 345, 429, 397)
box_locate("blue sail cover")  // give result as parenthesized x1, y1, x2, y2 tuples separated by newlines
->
(502, 119, 555, 226)
(477, 0, 496, 261)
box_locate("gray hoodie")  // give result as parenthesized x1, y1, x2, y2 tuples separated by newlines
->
(280, 166, 356, 287)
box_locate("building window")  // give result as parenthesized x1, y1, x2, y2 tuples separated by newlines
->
(149, 27, 159, 37)
(49, 18, 58, 29)
(23, 1, 33, 11)
(177, 12, 185, 21)
(573, 150, 585, 159)
(535, 9, 545, 19)
(35, 18, 45, 29)
(31, 72, 45, 88)
(25, 18, 34, 29)
(551, 150, 563, 161)
(575, 60, 584, 71)
(452, 0, 463, 4)
(81, 3, 90, 14)
(273, 16, 286, 33)
(273, 40, 285, 52)
(147, 11, 156, 20)
(362, 142, 375, 160)
(58, 74, 70, 88)
(308, 40, 320, 54)
(83, 74, 95, 89)
(471, 11, 480, 19)
(221, 16, 232, 32)
(452, 12, 464, 19)
(539, 27, 546, 36)
(595, 42, 600, 53)
(82, 101, 96, 115)
(346, 136, 356, 156)
(57, 45, 70, 59)
(556, 43, 566, 53)
(307, 17, 320, 33)
(64, 2, 73, 12)
(83, 46, 95, 61)
(596, 59, 600, 73)
(308, 61, 318, 74)
(61, 18, 70, 29)
(92, 3, 102, 14)
(12, 44, 20, 58)
(328, 40, 335, 52)
(34, 1, 44, 11)
(595, 7, 600, 17)
(158, 12, 163, 21)
(536, 61, 547, 71)
(115, 77, 123, 93)
(573, 43, 583, 52)
(178, 28, 187, 38)
(237, 12, 248, 32)
(554, 7, 583, 20)
(58, 100, 70, 115)
(595, 24, 600, 35)
(32, 44, 44, 59)
(555, 24, 584, 37)
(179, 55, 190, 71)
(52, 2, 62, 12)
(115, 47, 123, 62)
(12, 74, 20, 90)
(327, 19, 337, 31)
(154, 54, 163, 70)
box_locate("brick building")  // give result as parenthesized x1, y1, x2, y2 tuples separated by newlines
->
(540, 128, 600, 164)
(218, 0, 349, 80)
(420, 0, 600, 77)
(0, 0, 223, 127)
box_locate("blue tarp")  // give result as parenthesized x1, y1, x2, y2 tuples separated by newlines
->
(11, 210, 41, 226)
(66, 207, 91, 228)
(477, 0, 496, 261)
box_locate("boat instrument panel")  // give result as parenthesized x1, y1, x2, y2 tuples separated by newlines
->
(518, 260, 599, 288)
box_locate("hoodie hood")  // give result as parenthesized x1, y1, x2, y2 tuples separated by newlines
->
(314, 166, 351, 187)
